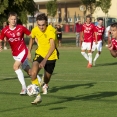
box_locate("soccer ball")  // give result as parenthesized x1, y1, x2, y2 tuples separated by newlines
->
(27, 84, 40, 96)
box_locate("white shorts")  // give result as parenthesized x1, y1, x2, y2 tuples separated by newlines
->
(13, 49, 29, 70)
(92, 40, 102, 52)
(81, 42, 92, 50)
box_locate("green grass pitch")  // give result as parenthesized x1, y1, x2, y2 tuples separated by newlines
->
(0, 46, 117, 117)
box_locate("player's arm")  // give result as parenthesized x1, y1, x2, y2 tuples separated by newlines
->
(94, 32, 98, 44)
(108, 43, 117, 57)
(80, 31, 84, 42)
(27, 37, 35, 61)
(108, 30, 111, 44)
(39, 38, 55, 68)
(0, 29, 5, 51)
(0, 40, 2, 52)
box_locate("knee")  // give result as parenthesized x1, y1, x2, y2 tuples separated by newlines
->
(13, 65, 18, 71)
(31, 71, 37, 79)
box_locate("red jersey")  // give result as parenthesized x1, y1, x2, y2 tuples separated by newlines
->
(93, 25, 105, 42)
(1, 25, 30, 56)
(82, 23, 95, 42)
(111, 38, 117, 50)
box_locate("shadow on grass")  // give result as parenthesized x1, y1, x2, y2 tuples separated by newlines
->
(96, 62, 117, 67)
(45, 91, 117, 106)
(50, 83, 96, 93)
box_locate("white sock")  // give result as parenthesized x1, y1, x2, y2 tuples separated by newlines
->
(81, 52, 89, 61)
(37, 74, 42, 83)
(94, 53, 100, 61)
(15, 69, 26, 89)
(88, 53, 92, 64)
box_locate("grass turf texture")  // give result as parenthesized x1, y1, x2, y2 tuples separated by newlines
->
(0, 47, 117, 117)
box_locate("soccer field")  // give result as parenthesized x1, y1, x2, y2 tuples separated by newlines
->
(0, 47, 117, 117)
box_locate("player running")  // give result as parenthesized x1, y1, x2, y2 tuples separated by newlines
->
(108, 23, 117, 57)
(28, 13, 59, 104)
(92, 18, 105, 66)
(0, 12, 41, 95)
(81, 15, 97, 68)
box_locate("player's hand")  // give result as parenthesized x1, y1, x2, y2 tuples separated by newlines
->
(108, 43, 113, 50)
(95, 41, 98, 45)
(39, 59, 47, 68)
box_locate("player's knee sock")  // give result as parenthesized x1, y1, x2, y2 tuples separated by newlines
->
(32, 78, 40, 86)
(88, 53, 92, 64)
(15, 69, 26, 89)
(94, 53, 100, 61)
(81, 52, 89, 61)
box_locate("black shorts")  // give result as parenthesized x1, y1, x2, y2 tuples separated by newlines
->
(33, 54, 56, 74)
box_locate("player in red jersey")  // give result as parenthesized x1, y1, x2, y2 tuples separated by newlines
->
(81, 15, 97, 68)
(0, 12, 41, 95)
(108, 23, 117, 57)
(92, 18, 105, 66)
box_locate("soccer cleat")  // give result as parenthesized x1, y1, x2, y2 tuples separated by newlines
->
(20, 89, 27, 95)
(31, 95, 42, 105)
(93, 61, 96, 66)
(42, 84, 48, 94)
(87, 63, 92, 68)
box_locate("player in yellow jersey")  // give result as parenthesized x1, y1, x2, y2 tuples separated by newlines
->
(28, 14, 59, 104)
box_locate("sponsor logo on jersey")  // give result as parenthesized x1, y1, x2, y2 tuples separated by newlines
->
(17, 32, 21, 36)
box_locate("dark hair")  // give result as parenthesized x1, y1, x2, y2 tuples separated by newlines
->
(36, 14, 47, 21)
(86, 15, 92, 21)
(8, 12, 17, 18)
(97, 18, 103, 21)
(111, 22, 117, 28)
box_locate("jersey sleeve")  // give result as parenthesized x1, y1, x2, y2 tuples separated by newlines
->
(0, 29, 5, 40)
(23, 26, 31, 35)
(81, 25, 84, 31)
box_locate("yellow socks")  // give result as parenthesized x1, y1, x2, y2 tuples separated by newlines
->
(31, 78, 41, 87)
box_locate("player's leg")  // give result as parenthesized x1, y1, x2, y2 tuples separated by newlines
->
(93, 41, 102, 66)
(22, 59, 42, 86)
(13, 49, 28, 95)
(92, 42, 97, 66)
(13, 60, 27, 94)
(30, 61, 42, 104)
(76, 32, 79, 47)
(81, 42, 89, 61)
(42, 62, 56, 94)
(3, 37, 7, 50)
(87, 42, 92, 68)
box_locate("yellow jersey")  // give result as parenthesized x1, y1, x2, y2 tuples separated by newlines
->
(31, 25, 58, 60)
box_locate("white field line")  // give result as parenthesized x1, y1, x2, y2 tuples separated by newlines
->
(1, 76, 117, 83)
(52, 79, 117, 83)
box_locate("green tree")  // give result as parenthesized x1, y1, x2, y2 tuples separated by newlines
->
(81, 0, 97, 16)
(0, 0, 37, 25)
(97, 0, 111, 16)
(46, 0, 57, 17)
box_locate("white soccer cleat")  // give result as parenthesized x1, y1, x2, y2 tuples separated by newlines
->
(42, 84, 48, 94)
(93, 61, 96, 66)
(31, 94, 42, 105)
(20, 89, 27, 95)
